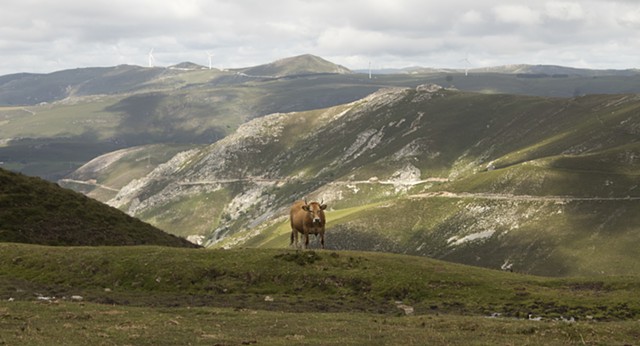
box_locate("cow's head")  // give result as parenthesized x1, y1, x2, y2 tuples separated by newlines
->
(302, 199, 327, 224)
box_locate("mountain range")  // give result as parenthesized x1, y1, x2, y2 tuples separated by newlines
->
(1, 54, 640, 276)
(2, 54, 640, 180)
(366, 64, 640, 77)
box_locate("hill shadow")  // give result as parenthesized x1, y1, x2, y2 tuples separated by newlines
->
(0, 131, 123, 180)
(106, 93, 226, 145)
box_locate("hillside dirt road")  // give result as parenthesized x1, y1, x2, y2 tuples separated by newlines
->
(409, 191, 640, 202)
(58, 179, 120, 192)
(176, 177, 639, 203)
(63, 175, 640, 204)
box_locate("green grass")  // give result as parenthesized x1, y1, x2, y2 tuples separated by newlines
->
(0, 99, 121, 139)
(236, 203, 384, 249)
(2, 244, 640, 344)
(139, 190, 230, 237)
(2, 244, 640, 320)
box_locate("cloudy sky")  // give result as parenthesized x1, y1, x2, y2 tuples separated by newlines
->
(1, 0, 640, 75)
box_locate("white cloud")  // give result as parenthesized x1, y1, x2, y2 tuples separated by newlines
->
(317, 26, 446, 56)
(620, 8, 640, 26)
(0, 0, 639, 75)
(545, 2, 585, 21)
(493, 5, 541, 25)
(460, 10, 485, 25)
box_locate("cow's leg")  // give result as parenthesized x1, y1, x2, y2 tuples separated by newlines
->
(290, 230, 296, 248)
(304, 231, 310, 249)
(320, 232, 325, 249)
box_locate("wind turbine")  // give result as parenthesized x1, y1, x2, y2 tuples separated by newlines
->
(368, 61, 372, 79)
(148, 49, 155, 68)
(206, 52, 214, 70)
(460, 54, 471, 76)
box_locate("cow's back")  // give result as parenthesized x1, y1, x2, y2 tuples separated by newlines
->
(290, 200, 306, 231)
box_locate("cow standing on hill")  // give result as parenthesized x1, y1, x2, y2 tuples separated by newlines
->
(290, 199, 327, 249)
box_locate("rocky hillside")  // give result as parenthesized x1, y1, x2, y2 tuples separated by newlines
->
(0, 168, 198, 247)
(98, 86, 640, 276)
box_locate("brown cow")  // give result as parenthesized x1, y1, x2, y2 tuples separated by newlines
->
(290, 199, 327, 249)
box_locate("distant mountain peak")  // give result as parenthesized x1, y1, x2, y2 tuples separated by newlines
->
(272, 54, 336, 65)
(169, 62, 207, 70)
(239, 54, 351, 77)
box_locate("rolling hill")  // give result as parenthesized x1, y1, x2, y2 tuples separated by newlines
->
(93, 85, 640, 276)
(236, 54, 351, 77)
(0, 55, 379, 179)
(468, 64, 640, 77)
(0, 65, 171, 106)
(367, 64, 640, 78)
(0, 167, 197, 247)
(0, 54, 350, 107)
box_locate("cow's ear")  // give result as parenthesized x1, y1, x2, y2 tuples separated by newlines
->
(302, 205, 310, 211)
(320, 204, 327, 210)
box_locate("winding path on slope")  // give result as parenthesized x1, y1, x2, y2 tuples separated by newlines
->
(177, 178, 640, 202)
(177, 177, 448, 186)
(63, 175, 640, 203)
(58, 179, 120, 192)
(408, 191, 640, 202)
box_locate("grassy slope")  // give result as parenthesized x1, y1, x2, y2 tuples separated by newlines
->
(325, 196, 640, 276)
(1, 244, 640, 345)
(0, 168, 197, 248)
